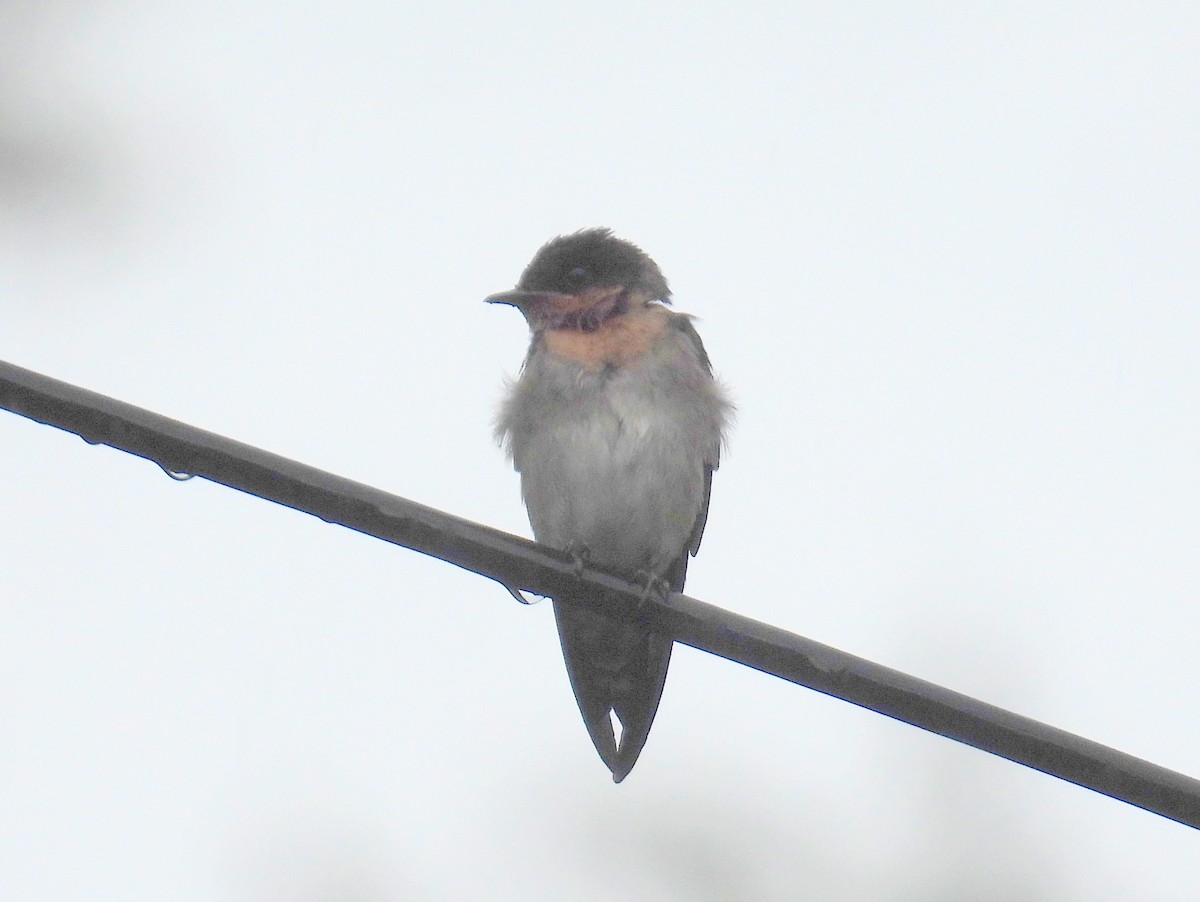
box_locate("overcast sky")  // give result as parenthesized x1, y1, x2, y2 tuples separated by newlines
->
(2, 3, 1199, 899)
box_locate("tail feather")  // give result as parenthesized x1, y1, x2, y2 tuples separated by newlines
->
(608, 631, 672, 782)
(553, 597, 672, 782)
(552, 554, 686, 782)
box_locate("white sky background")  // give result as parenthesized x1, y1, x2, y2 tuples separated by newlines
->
(2, 2, 1198, 898)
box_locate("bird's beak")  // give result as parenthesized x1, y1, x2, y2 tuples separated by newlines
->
(484, 288, 556, 309)
(486, 286, 625, 333)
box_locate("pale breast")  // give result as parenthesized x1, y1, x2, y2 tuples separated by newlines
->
(522, 390, 704, 574)
(497, 307, 727, 577)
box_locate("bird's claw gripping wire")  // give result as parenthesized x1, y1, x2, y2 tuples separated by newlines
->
(633, 570, 672, 611)
(565, 541, 593, 579)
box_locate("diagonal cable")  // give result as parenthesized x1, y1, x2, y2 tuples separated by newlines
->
(2, 357, 1198, 828)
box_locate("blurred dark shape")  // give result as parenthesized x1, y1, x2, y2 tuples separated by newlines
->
(0, 1, 127, 241)
(0, 128, 115, 221)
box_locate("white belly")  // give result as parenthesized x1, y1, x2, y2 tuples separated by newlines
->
(518, 393, 703, 576)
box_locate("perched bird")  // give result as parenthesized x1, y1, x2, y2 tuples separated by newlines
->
(488, 229, 731, 782)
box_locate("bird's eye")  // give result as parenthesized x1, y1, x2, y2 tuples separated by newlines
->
(566, 266, 590, 283)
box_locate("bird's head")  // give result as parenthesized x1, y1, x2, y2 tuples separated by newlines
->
(485, 228, 670, 333)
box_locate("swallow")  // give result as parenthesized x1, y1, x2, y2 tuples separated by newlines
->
(488, 228, 731, 782)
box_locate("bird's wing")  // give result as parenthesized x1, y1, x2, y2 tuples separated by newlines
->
(669, 314, 722, 570)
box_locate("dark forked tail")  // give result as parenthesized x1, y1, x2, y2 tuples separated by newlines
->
(552, 554, 688, 782)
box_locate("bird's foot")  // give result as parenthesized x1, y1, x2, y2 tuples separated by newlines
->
(564, 541, 593, 579)
(633, 570, 672, 610)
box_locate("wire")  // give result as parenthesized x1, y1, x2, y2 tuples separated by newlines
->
(2, 356, 1198, 828)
